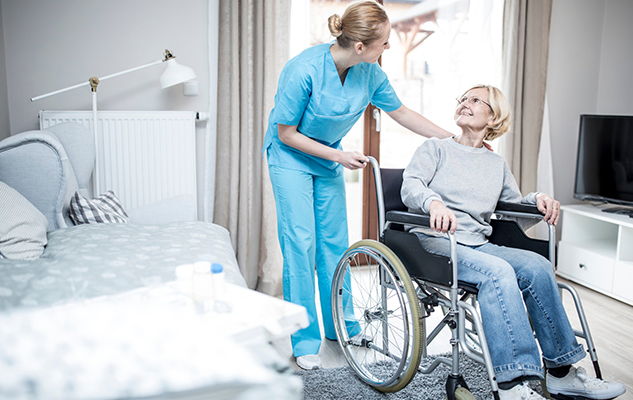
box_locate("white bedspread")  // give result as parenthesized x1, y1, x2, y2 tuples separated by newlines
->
(0, 283, 301, 399)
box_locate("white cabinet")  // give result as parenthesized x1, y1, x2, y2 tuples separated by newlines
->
(558, 204, 633, 306)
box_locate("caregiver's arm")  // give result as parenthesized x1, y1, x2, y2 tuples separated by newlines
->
(386, 104, 453, 139)
(277, 123, 367, 170)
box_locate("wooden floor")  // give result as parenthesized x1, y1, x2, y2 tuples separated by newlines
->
(270, 277, 633, 399)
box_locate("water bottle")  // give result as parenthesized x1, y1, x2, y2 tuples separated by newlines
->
(211, 263, 231, 313)
(193, 261, 213, 297)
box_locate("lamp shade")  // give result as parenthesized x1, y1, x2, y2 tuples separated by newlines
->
(159, 59, 197, 88)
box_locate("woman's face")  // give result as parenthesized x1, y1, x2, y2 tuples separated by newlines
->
(361, 22, 391, 64)
(454, 88, 494, 132)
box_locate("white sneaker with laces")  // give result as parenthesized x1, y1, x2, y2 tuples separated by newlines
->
(296, 354, 321, 370)
(546, 366, 626, 399)
(498, 382, 546, 400)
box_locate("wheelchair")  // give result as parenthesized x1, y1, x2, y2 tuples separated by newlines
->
(331, 157, 601, 400)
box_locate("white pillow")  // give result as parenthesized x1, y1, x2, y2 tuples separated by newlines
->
(0, 181, 48, 260)
(69, 191, 130, 225)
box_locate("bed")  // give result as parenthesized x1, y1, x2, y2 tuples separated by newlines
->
(0, 123, 303, 400)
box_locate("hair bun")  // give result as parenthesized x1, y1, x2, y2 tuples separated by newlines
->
(328, 14, 343, 37)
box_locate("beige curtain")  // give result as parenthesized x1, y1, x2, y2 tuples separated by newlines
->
(214, 0, 289, 295)
(500, 0, 552, 194)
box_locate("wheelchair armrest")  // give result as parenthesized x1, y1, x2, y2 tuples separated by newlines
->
(386, 210, 431, 228)
(495, 201, 543, 219)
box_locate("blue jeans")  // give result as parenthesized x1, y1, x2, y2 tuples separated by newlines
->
(415, 234, 585, 383)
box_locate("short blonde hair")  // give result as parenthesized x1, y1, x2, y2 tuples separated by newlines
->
(328, 1, 389, 48)
(457, 85, 512, 141)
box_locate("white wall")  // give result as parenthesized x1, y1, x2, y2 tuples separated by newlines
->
(547, 0, 633, 206)
(596, 0, 633, 113)
(2, 0, 209, 133)
(1, 0, 214, 217)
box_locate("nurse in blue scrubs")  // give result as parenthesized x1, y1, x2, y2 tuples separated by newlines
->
(263, 0, 452, 370)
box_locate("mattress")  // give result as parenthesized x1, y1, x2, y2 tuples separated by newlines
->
(0, 221, 246, 311)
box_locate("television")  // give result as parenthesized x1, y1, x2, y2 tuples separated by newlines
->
(574, 114, 633, 213)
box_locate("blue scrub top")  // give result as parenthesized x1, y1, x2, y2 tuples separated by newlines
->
(263, 42, 402, 177)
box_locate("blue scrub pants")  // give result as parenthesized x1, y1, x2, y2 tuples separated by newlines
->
(268, 164, 350, 357)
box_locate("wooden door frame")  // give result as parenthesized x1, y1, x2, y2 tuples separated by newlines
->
(361, 104, 380, 241)
(360, 0, 384, 241)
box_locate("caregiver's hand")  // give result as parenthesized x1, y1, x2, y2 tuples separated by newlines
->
(338, 151, 368, 170)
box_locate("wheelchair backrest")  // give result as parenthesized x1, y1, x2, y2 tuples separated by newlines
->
(380, 168, 407, 213)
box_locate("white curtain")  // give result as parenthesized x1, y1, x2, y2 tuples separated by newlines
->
(208, 0, 289, 295)
(535, 94, 555, 239)
(500, 0, 552, 194)
(205, 1, 219, 221)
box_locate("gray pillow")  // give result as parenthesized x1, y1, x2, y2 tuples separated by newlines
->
(0, 181, 48, 260)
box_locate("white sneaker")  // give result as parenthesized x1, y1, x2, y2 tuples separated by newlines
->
(498, 382, 546, 400)
(546, 366, 626, 399)
(296, 354, 321, 370)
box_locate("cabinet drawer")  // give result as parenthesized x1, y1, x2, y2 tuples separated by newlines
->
(557, 242, 614, 291)
(613, 261, 633, 304)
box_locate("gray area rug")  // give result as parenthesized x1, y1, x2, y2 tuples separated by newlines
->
(295, 353, 544, 400)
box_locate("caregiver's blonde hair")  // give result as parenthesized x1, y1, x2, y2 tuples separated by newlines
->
(327, 1, 389, 48)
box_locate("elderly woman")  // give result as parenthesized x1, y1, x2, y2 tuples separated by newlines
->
(401, 85, 625, 400)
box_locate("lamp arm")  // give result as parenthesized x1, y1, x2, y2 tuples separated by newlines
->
(98, 59, 163, 84)
(30, 58, 165, 102)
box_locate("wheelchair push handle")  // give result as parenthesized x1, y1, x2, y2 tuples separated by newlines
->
(366, 156, 386, 234)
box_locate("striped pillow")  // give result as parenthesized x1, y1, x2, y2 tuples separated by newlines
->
(69, 191, 130, 225)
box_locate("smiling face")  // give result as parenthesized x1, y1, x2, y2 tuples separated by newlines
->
(454, 88, 494, 133)
(359, 22, 391, 63)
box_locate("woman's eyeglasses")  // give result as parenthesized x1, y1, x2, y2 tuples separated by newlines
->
(456, 96, 492, 110)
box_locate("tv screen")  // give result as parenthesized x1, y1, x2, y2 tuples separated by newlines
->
(574, 114, 633, 206)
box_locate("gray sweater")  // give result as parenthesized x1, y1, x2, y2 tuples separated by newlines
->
(401, 137, 537, 246)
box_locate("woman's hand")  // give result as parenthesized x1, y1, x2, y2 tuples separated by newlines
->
(535, 193, 560, 225)
(428, 200, 457, 234)
(337, 151, 368, 170)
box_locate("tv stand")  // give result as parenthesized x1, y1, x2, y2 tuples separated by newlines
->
(558, 204, 633, 306)
(601, 205, 633, 217)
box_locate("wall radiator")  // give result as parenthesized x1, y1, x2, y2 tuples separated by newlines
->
(40, 110, 197, 216)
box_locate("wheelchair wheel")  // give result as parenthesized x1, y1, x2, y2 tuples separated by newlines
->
(453, 387, 476, 400)
(332, 240, 423, 392)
